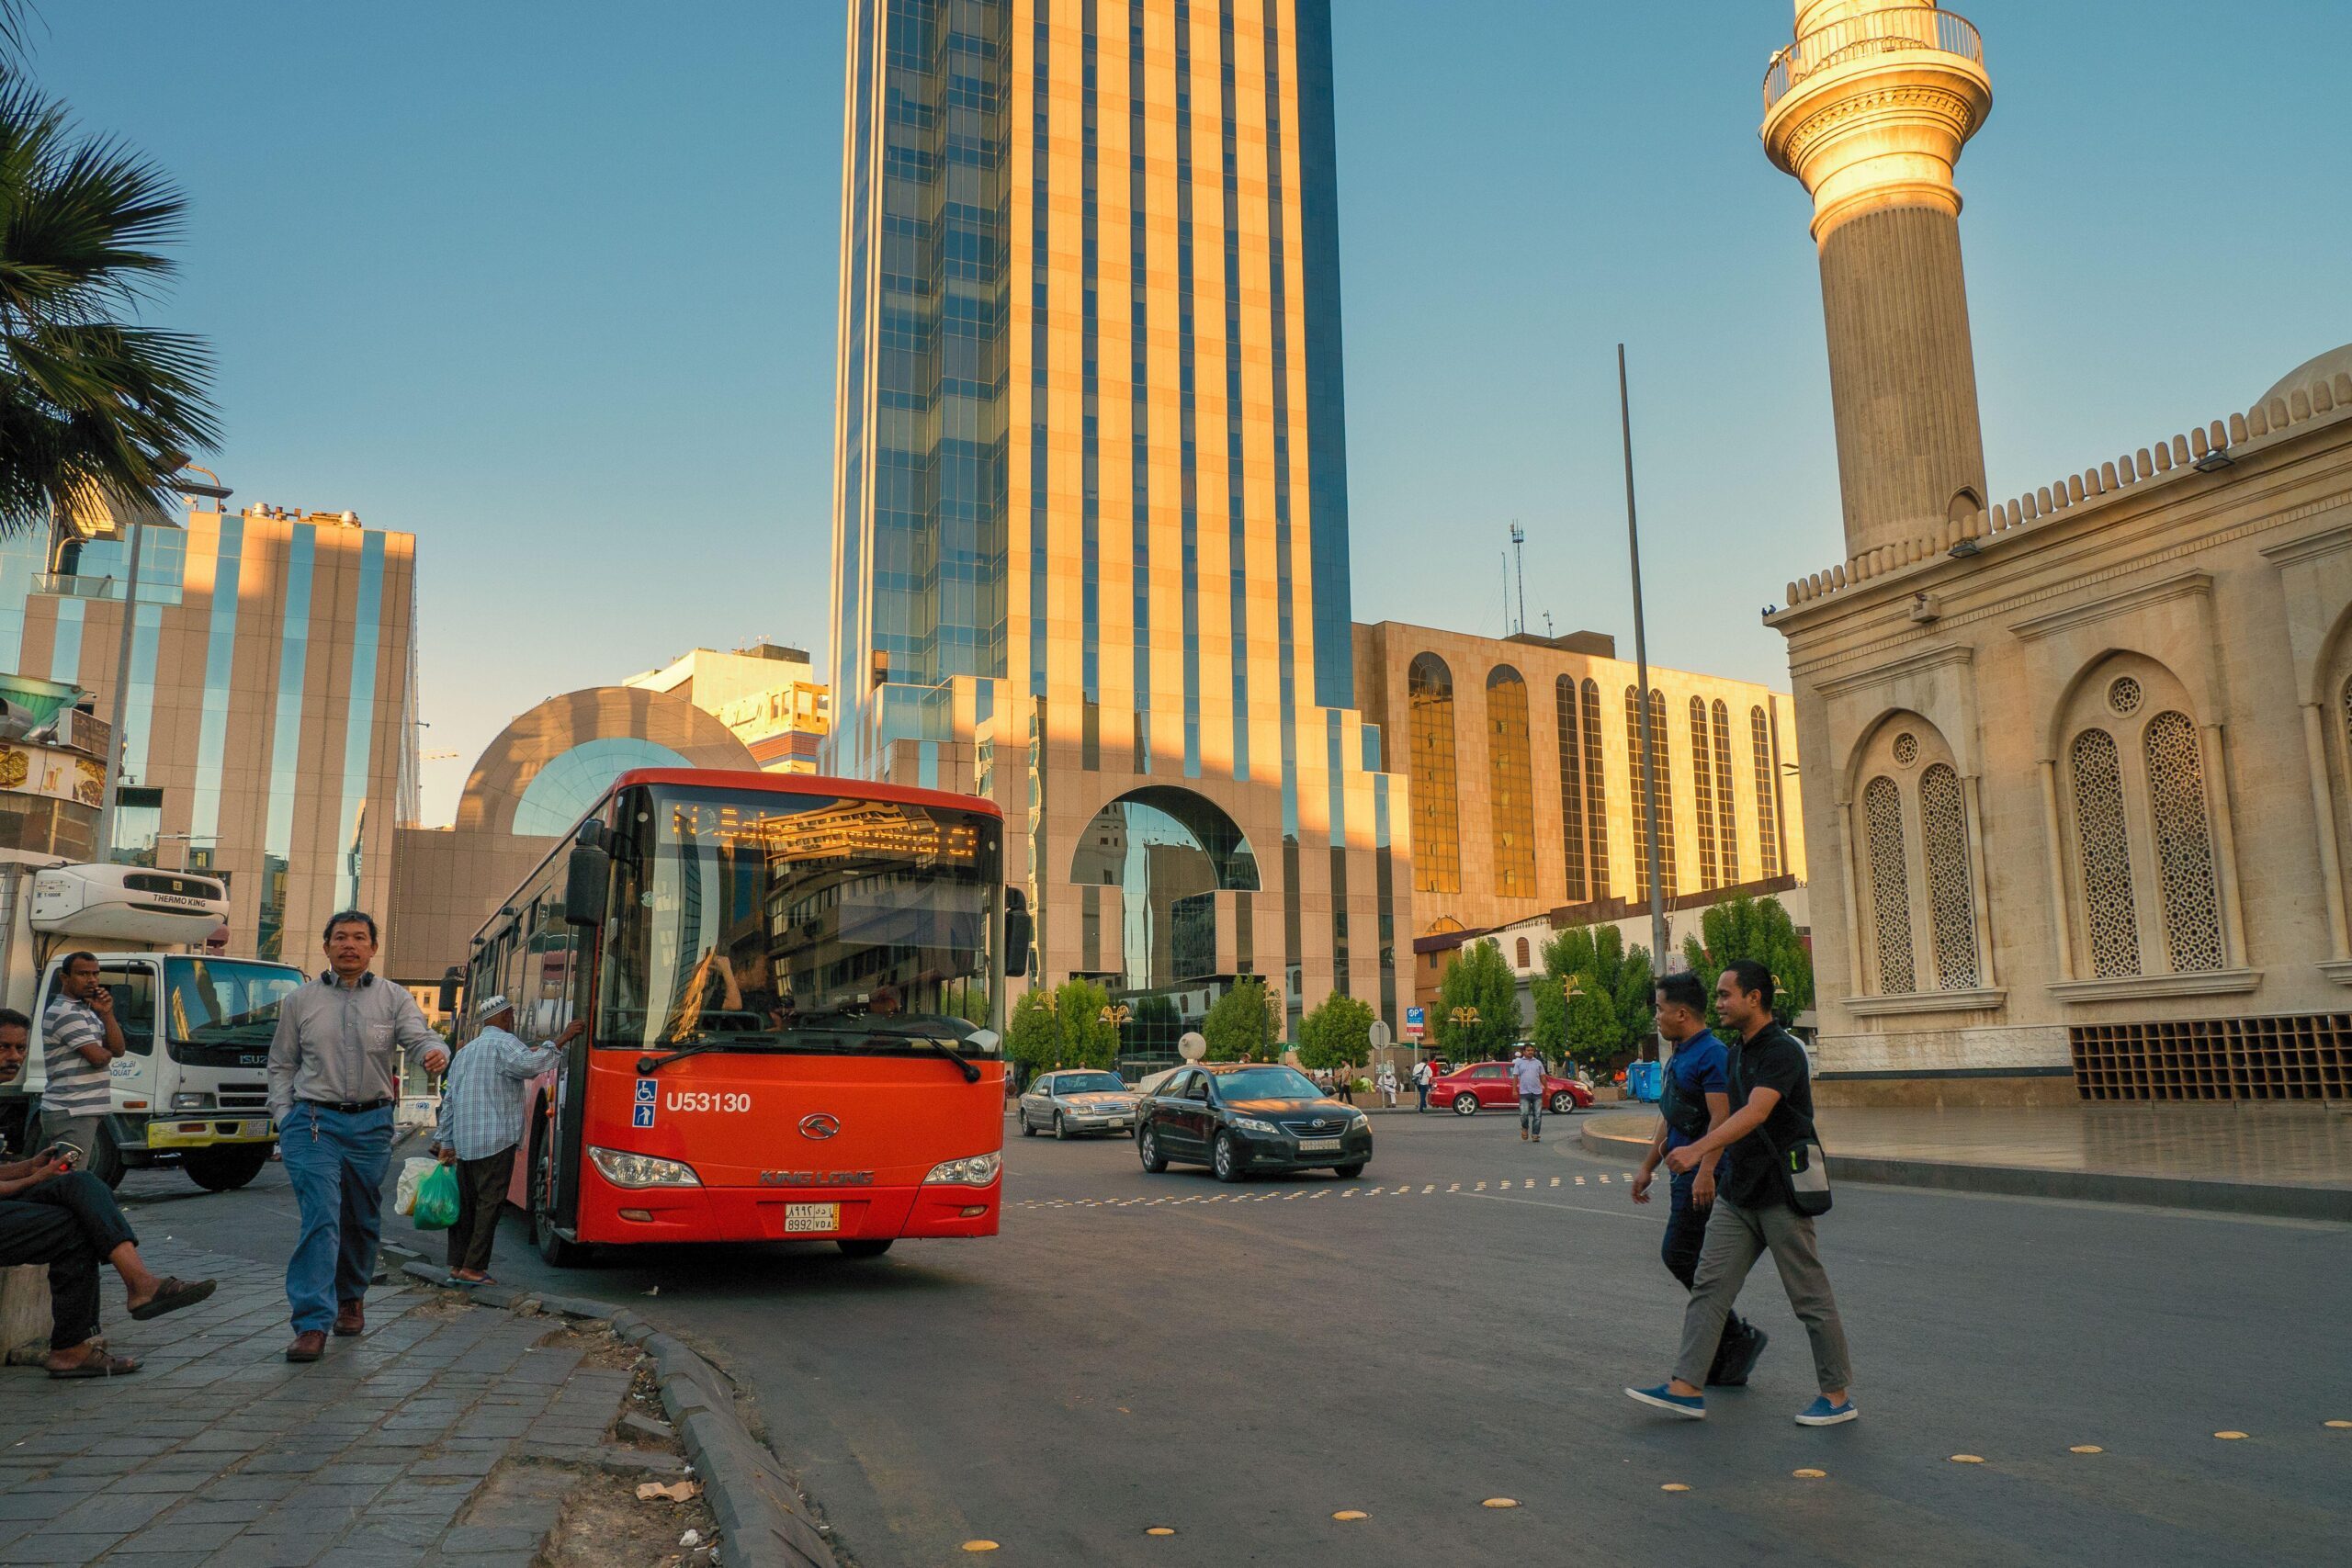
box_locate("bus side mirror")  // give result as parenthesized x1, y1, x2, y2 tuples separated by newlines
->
(1004, 905, 1034, 979)
(565, 840, 611, 927)
(437, 966, 460, 1016)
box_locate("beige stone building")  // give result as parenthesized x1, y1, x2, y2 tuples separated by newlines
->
(1, 492, 418, 965)
(1758, 1, 2352, 1106)
(625, 642, 830, 773)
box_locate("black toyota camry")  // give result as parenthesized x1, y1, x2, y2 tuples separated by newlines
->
(1136, 1063, 1373, 1182)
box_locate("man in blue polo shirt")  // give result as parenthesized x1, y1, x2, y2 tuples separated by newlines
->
(1630, 970, 1765, 1386)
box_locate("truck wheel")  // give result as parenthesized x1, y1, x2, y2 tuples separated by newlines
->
(85, 1125, 126, 1190)
(183, 1145, 271, 1192)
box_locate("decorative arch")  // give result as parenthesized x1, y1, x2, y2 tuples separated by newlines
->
(1515, 936, 1532, 969)
(455, 685, 756, 837)
(1486, 665, 1535, 899)
(1845, 710, 1985, 995)
(2052, 652, 2234, 981)
(1408, 653, 1461, 896)
(1069, 786, 1262, 992)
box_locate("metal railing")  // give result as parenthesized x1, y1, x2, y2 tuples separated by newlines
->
(33, 572, 123, 600)
(1764, 6, 1982, 113)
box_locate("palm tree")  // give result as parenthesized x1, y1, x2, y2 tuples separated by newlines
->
(1, 58, 219, 536)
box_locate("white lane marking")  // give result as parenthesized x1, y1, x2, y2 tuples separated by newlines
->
(1575, 1177, 1586, 1185)
(1457, 1190, 1656, 1224)
(1475, 1180, 1487, 1190)
(1422, 1185, 1435, 1194)
(1448, 1183, 1460, 1192)
(1551, 1177, 1562, 1188)
(1283, 1191, 1302, 1200)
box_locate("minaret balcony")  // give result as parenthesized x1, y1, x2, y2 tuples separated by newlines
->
(1763, 6, 1983, 115)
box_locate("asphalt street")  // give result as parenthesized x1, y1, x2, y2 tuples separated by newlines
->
(126, 1111, 2352, 1568)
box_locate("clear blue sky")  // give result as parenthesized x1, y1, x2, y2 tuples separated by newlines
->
(28, 1, 2350, 825)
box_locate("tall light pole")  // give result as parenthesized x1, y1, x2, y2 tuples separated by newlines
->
(1619, 345, 1671, 1069)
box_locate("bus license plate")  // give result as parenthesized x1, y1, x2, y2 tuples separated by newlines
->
(1296, 1137, 1342, 1152)
(784, 1203, 840, 1233)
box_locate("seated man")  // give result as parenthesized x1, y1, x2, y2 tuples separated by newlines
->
(0, 1010, 216, 1378)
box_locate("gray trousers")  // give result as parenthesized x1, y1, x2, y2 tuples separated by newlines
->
(1674, 1197, 1852, 1394)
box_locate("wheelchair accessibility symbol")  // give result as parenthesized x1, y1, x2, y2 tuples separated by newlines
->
(634, 1077, 657, 1127)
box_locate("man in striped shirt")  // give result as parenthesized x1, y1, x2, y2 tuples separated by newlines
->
(40, 953, 125, 1168)
(430, 996, 578, 1284)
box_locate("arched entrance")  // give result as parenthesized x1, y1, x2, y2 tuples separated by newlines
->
(1069, 786, 1261, 995)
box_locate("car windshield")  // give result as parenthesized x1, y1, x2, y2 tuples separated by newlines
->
(1213, 1066, 1322, 1100)
(164, 958, 305, 1043)
(597, 785, 1002, 1055)
(1057, 1073, 1127, 1095)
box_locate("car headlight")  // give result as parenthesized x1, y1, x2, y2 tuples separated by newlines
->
(587, 1146, 701, 1188)
(924, 1151, 1002, 1186)
(1347, 1111, 1369, 1129)
(1228, 1115, 1279, 1134)
(171, 1091, 216, 1111)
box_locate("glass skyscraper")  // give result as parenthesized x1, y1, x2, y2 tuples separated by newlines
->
(828, 0, 1404, 1047)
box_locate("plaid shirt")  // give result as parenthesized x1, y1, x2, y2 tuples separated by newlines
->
(430, 1026, 561, 1162)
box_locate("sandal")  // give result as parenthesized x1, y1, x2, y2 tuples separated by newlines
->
(48, 1349, 141, 1379)
(129, 1277, 218, 1321)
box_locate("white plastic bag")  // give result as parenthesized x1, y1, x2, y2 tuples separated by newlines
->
(394, 1156, 438, 1217)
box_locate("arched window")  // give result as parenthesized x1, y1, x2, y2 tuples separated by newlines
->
(2145, 711, 2223, 973)
(1515, 937, 1532, 968)
(1553, 677, 1587, 901)
(1751, 705, 1781, 878)
(1711, 700, 1740, 885)
(1581, 680, 1611, 897)
(1486, 666, 1536, 899)
(2070, 728, 2140, 977)
(1688, 697, 1720, 890)
(1861, 775, 1916, 993)
(1408, 654, 1460, 895)
(1624, 686, 1677, 898)
(1848, 715, 1984, 994)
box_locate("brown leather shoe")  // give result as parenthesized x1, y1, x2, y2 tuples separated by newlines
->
(286, 1331, 326, 1363)
(333, 1300, 365, 1337)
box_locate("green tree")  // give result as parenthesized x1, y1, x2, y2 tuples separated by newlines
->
(1200, 976, 1277, 1061)
(1433, 939, 1519, 1063)
(1679, 895, 1814, 1028)
(1532, 924, 1656, 1067)
(1, 74, 220, 536)
(1005, 987, 1058, 1078)
(1053, 978, 1120, 1070)
(1295, 991, 1374, 1077)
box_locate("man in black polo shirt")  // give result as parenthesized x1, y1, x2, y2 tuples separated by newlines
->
(1625, 959, 1855, 1427)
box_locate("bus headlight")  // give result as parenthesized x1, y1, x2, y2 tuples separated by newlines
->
(587, 1146, 702, 1188)
(923, 1152, 1002, 1186)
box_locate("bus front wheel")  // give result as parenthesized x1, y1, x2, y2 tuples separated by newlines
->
(183, 1145, 270, 1191)
(529, 1121, 592, 1268)
(837, 1239, 893, 1259)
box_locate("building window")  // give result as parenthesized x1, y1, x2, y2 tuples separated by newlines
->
(1710, 700, 1740, 886)
(2144, 711, 2224, 974)
(1751, 705, 1781, 878)
(1515, 937, 1531, 969)
(1581, 680, 1610, 897)
(1688, 697, 1719, 891)
(1861, 775, 1916, 993)
(1554, 677, 1586, 901)
(2070, 727, 2141, 978)
(1486, 665, 1535, 899)
(1408, 653, 1460, 896)
(1918, 763, 1979, 987)
(1624, 686, 1676, 898)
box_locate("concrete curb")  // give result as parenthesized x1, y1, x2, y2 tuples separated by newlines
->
(402, 1261, 839, 1568)
(1574, 1118, 2352, 1223)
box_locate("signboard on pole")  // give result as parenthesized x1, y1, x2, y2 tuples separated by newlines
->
(1402, 1006, 1426, 1042)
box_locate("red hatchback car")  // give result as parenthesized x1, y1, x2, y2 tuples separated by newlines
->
(1430, 1062, 1592, 1117)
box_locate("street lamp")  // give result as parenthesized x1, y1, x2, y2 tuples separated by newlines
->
(1098, 1003, 1130, 1028)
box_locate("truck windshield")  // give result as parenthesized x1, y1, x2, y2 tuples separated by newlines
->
(598, 785, 1001, 1055)
(164, 958, 305, 1043)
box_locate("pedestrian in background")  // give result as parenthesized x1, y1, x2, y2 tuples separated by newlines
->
(268, 911, 449, 1364)
(38, 953, 125, 1170)
(431, 996, 580, 1285)
(1630, 973, 1767, 1387)
(1412, 1056, 1432, 1112)
(1627, 960, 1855, 1426)
(1376, 1060, 1397, 1108)
(1511, 1042, 1547, 1141)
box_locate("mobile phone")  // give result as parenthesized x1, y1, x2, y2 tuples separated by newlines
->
(44, 1142, 83, 1169)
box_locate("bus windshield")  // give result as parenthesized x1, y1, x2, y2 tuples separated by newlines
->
(598, 784, 1001, 1055)
(164, 958, 305, 1043)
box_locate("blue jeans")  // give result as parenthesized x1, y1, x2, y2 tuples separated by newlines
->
(1519, 1093, 1543, 1134)
(279, 1102, 392, 1333)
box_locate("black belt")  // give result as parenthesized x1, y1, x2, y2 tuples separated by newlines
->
(299, 1098, 394, 1114)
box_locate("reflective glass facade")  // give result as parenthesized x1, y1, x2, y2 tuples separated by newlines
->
(1408, 653, 1459, 895)
(1688, 695, 1719, 890)
(1486, 665, 1534, 899)
(1626, 685, 1678, 899)
(513, 737, 692, 837)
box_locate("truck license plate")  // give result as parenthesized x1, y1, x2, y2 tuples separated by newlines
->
(784, 1203, 840, 1233)
(1296, 1137, 1341, 1152)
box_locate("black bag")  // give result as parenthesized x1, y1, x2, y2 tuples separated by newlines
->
(1657, 1059, 1711, 1143)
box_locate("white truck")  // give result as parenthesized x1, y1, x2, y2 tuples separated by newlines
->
(0, 862, 307, 1191)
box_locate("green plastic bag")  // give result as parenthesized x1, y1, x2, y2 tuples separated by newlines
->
(412, 1162, 460, 1231)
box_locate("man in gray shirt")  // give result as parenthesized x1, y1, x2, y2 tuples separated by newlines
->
(268, 910, 447, 1363)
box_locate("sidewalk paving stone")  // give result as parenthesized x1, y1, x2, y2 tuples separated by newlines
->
(0, 1239, 646, 1568)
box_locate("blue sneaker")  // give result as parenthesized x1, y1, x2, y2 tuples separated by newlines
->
(1625, 1383, 1706, 1420)
(1795, 1396, 1858, 1427)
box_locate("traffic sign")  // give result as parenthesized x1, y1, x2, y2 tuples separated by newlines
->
(1403, 1006, 1426, 1042)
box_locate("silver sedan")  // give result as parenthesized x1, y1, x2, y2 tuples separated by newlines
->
(1017, 1070, 1142, 1139)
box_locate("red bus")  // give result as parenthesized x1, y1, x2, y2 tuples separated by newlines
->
(450, 769, 1025, 1265)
